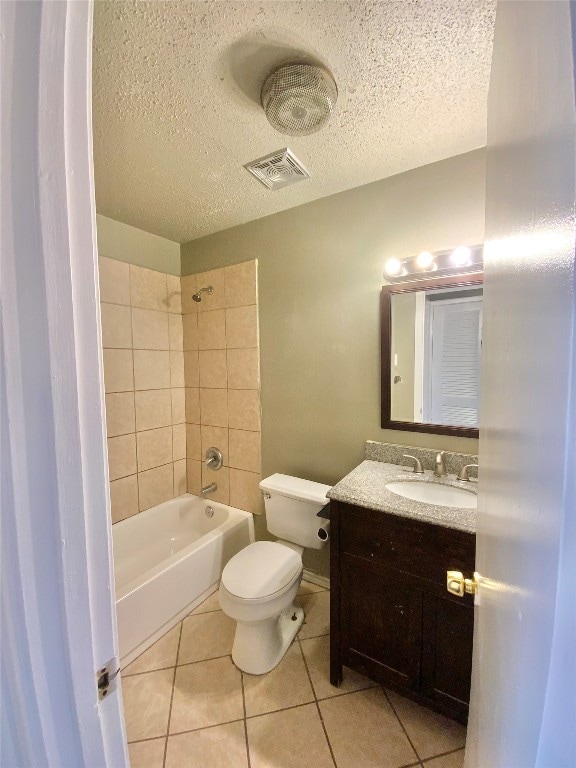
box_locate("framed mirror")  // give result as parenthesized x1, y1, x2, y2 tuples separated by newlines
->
(381, 274, 483, 438)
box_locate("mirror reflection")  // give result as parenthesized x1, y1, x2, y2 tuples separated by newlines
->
(390, 285, 483, 428)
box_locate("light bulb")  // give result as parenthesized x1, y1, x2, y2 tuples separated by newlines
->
(416, 251, 435, 270)
(384, 258, 403, 277)
(451, 246, 472, 267)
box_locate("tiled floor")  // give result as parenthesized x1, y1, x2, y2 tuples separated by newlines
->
(122, 581, 466, 768)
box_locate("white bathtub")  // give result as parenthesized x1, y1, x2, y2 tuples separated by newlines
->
(113, 493, 254, 666)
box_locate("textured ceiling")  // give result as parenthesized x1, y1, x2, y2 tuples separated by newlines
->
(92, 1, 496, 243)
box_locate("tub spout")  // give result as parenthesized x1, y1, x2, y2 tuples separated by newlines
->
(201, 482, 217, 496)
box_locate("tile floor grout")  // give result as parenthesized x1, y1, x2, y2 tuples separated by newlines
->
(125, 583, 466, 768)
(297, 636, 338, 768)
(383, 686, 424, 764)
(162, 621, 183, 768)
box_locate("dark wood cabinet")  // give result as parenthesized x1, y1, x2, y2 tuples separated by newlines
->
(330, 500, 475, 723)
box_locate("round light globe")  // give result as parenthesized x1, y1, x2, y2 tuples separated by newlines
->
(416, 251, 435, 270)
(451, 246, 472, 267)
(384, 258, 403, 277)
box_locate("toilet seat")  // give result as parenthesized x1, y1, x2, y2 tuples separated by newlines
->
(221, 541, 302, 601)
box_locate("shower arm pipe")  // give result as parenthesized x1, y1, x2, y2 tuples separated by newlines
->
(192, 286, 213, 302)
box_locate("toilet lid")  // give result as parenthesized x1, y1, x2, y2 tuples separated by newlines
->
(221, 542, 302, 600)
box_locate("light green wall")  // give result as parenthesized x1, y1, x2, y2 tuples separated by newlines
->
(182, 150, 485, 576)
(96, 214, 181, 275)
(390, 293, 417, 422)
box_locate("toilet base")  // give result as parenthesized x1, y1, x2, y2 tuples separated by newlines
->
(231, 603, 304, 675)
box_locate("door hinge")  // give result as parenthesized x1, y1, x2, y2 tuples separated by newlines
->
(446, 570, 478, 597)
(97, 659, 120, 701)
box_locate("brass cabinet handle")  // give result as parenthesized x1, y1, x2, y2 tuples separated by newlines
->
(447, 570, 478, 597)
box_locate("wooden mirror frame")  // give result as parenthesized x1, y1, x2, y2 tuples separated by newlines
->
(381, 274, 483, 438)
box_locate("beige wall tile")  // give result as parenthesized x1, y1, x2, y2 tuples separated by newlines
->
(228, 389, 260, 431)
(200, 388, 228, 427)
(183, 313, 199, 351)
(183, 351, 199, 387)
(187, 459, 202, 494)
(134, 350, 171, 390)
(185, 387, 200, 424)
(135, 389, 172, 432)
(138, 464, 174, 511)
(201, 465, 229, 504)
(168, 314, 183, 351)
(166, 274, 182, 314)
(105, 392, 135, 437)
(173, 423, 187, 461)
(132, 308, 169, 350)
(198, 309, 226, 350)
(225, 260, 257, 308)
(186, 424, 201, 460)
(137, 427, 173, 472)
(226, 348, 259, 389)
(99, 257, 130, 305)
(225, 305, 258, 348)
(173, 459, 187, 496)
(199, 350, 227, 389)
(101, 303, 132, 348)
(229, 468, 263, 514)
(195, 268, 225, 312)
(110, 474, 139, 524)
(171, 388, 186, 424)
(130, 264, 168, 311)
(170, 350, 185, 388)
(201, 426, 228, 466)
(108, 434, 137, 481)
(180, 274, 198, 314)
(103, 349, 134, 393)
(228, 429, 261, 472)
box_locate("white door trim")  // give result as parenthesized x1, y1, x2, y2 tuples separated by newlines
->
(1, 1, 127, 765)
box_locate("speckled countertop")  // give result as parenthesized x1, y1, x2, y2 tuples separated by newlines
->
(327, 460, 477, 534)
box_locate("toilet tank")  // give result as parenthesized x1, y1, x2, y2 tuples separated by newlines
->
(259, 474, 331, 550)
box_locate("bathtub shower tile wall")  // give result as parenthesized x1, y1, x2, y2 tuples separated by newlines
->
(99, 257, 188, 522)
(183, 260, 263, 513)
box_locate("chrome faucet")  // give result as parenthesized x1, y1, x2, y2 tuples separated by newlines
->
(457, 464, 479, 482)
(434, 451, 448, 477)
(201, 482, 217, 496)
(403, 454, 424, 474)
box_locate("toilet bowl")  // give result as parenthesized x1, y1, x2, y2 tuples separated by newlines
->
(219, 474, 331, 675)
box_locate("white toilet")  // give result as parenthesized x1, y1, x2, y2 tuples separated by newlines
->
(219, 473, 331, 675)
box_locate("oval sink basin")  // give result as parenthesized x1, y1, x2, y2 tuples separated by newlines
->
(385, 481, 477, 509)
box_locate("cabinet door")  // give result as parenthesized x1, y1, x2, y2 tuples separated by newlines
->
(341, 557, 423, 690)
(421, 592, 474, 719)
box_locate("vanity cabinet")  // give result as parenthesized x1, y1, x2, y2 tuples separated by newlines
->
(329, 500, 475, 723)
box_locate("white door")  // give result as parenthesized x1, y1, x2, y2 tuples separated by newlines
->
(1, 1, 127, 765)
(465, 2, 576, 766)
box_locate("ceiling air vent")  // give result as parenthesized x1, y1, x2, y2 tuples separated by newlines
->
(244, 148, 310, 191)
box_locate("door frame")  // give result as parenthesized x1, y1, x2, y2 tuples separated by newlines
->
(1, 1, 127, 764)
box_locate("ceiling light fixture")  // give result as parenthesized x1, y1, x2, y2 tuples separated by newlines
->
(384, 245, 483, 283)
(261, 62, 338, 136)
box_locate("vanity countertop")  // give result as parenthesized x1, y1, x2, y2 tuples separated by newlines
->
(327, 460, 477, 534)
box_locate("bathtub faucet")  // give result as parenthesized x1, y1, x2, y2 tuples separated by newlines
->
(201, 482, 217, 496)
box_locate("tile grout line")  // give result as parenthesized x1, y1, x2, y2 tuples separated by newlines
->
(240, 670, 252, 768)
(383, 687, 423, 764)
(162, 621, 183, 768)
(297, 638, 338, 768)
(421, 745, 466, 764)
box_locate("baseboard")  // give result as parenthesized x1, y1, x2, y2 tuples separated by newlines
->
(302, 568, 330, 590)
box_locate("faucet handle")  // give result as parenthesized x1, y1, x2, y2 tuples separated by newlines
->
(457, 464, 479, 482)
(403, 455, 424, 474)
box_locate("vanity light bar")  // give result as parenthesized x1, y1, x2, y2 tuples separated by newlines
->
(384, 244, 484, 282)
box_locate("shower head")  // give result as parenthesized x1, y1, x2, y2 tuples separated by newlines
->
(192, 286, 213, 303)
